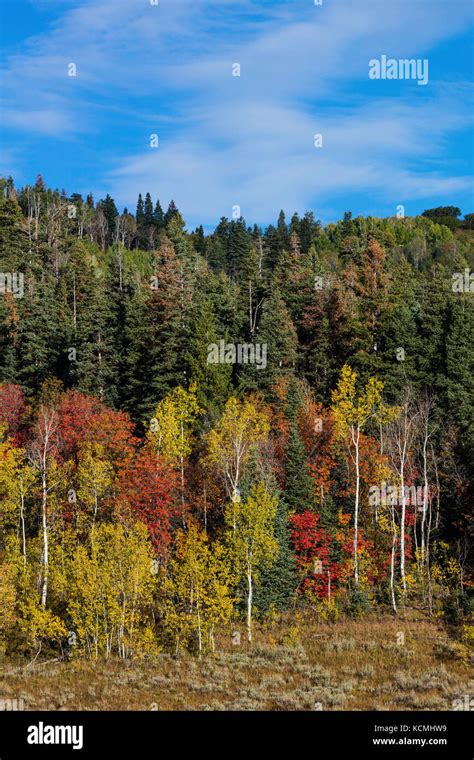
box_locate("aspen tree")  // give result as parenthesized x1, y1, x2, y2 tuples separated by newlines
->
(77, 443, 113, 525)
(0, 435, 36, 563)
(148, 384, 201, 520)
(206, 397, 269, 512)
(331, 365, 397, 585)
(226, 482, 278, 642)
(28, 405, 61, 607)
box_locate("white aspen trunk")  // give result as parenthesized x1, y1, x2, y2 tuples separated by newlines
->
(20, 490, 27, 565)
(118, 249, 123, 291)
(93, 490, 98, 524)
(388, 396, 418, 601)
(197, 601, 202, 655)
(426, 486, 434, 615)
(398, 412, 409, 594)
(34, 195, 40, 241)
(180, 419, 186, 527)
(27, 192, 33, 255)
(180, 456, 185, 520)
(431, 445, 440, 530)
(399, 470, 406, 592)
(40, 467, 48, 607)
(249, 281, 253, 335)
(390, 504, 397, 613)
(246, 570, 253, 643)
(421, 428, 429, 566)
(353, 426, 360, 585)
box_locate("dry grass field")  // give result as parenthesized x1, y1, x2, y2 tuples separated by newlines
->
(0, 610, 471, 712)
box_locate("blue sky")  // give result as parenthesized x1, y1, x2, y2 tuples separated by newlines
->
(1, 0, 473, 230)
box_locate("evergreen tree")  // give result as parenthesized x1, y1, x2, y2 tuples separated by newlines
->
(185, 289, 233, 421)
(121, 287, 154, 422)
(277, 209, 289, 252)
(254, 491, 296, 614)
(98, 194, 118, 242)
(227, 219, 252, 281)
(164, 200, 179, 226)
(242, 286, 297, 395)
(299, 211, 321, 255)
(153, 199, 164, 229)
(191, 225, 206, 256)
(15, 274, 62, 397)
(284, 423, 315, 513)
(445, 294, 474, 441)
(136, 194, 144, 223)
(144, 193, 154, 226)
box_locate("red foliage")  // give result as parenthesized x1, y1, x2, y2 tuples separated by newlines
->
(299, 401, 337, 501)
(56, 391, 104, 457)
(291, 511, 341, 598)
(57, 391, 138, 465)
(86, 408, 138, 466)
(0, 383, 27, 443)
(115, 447, 179, 561)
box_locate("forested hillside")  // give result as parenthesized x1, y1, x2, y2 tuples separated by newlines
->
(0, 175, 472, 664)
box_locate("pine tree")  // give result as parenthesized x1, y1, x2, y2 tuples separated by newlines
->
(226, 219, 252, 281)
(146, 236, 192, 405)
(144, 193, 154, 226)
(277, 209, 289, 252)
(164, 200, 179, 226)
(254, 489, 296, 614)
(121, 288, 152, 422)
(239, 286, 297, 395)
(65, 246, 119, 406)
(191, 225, 206, 256)
(284, 423, 315, 513)
(136, 194, 144, 223)
(98, 194, 118, 244)
(153, 200, 164, 229)
(185, 289, 232, 420)
(15, 273, 63, 397)
(445, 294, 474, 441)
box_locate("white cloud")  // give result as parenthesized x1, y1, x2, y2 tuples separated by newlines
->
(2, 107, 76, 136)
(1, 0, 473, 224)
(109, 92, 472, 225)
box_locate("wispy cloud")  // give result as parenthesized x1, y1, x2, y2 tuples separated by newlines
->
(110, 94, 472, 223)
(1, 0, 473, 225)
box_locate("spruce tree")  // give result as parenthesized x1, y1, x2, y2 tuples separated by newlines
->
(98, 194, 118, 242)
(284, 422, 315, 513)
(254, 491, 296, 614)
(144, 193, 154, 226)
(164, 200, 179, 226)
(16, 273, 62, 397)
(153, 200, 164, 229)
(136, 194, 144, 223)
(185, 289, 233, 421)
(240, 286, 297, 395)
